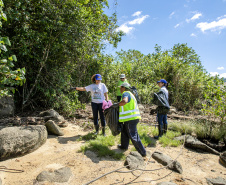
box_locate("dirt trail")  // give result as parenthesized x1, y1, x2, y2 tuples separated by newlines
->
(0, 122, 225, 185)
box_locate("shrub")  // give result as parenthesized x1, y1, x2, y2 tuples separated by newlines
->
(159, 131, 182, 147)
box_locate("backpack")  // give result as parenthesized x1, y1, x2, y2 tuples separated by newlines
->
(130, 86, 140, 103)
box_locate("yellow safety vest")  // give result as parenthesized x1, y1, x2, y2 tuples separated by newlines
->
(119, 91, 141, 122)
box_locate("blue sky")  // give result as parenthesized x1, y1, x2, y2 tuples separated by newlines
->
(104, 0, 226, 78)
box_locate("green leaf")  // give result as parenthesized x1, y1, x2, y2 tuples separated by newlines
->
(1, 59, 7, 63)
(2, 13, 7, 21)
(12, 55, 17, 62)
(8, 61, 14, 67)
(0, 44, 7, 52)
(8, 56, 13, 61)
(2, 66, 9, 73)
(2, 37, 11, 46)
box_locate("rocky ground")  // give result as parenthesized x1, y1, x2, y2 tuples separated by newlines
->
(0, 104, 225, 185)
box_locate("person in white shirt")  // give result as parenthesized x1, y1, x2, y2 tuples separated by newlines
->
(75, 74, 108, 136)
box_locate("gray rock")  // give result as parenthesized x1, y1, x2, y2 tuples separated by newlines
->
(0, 96, 14, 117)
(125, 151, 144, 170)
(0, 125, 47, 161)
(174, 135, 220, 155)
(0, 177, 2, 185)
(206, 177, 226, 185)
(39, 109, 65, 123)
(45, 120, 64, 136)
(157, 182, 178, 185)
(220, 151, 226, 167)
(152, 151, 183, 174)
(39, 109, 60, 117)
(36, 167, 72, 183)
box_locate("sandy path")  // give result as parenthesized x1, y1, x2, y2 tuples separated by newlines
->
(0, 122, 225, 185)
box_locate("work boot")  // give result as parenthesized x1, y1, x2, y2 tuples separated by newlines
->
(102, 127, 106, 136)
(94, 125, 99, 135)
(117, 144, 128, 150)
(154, 124, 163, 139)
(163, 124, 168, 134)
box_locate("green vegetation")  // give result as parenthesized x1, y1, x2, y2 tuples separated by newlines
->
(159, 130, 182, 147)
(202, 79, 226, 126)
(168, 120, 226, 142)
(78, 124, 154, 159)
(78, 119, 225, 155)
(169, 121, 194, 135)
(0, 0, 225, 134)
(137, 124, 154, 147)
(1, 0, 123, 111)
(78, 130, 125, 160)
(0, 0, 25, 97)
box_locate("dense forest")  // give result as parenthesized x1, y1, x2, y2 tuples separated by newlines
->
(0, 0, 225, 125)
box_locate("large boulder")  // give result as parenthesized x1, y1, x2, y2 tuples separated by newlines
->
(36, 167, 72, 183)
(39, 109, 65, 124)
(152, 151, 183, 174)
(0, 125, 47, 161)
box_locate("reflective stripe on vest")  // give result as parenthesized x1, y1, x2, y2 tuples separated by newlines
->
(119, 91, 141, 122)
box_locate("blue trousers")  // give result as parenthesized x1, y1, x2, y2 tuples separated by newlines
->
(121, 119, 146, 157)
(91, 102, 106, 127)
(157, 113, 168, 126)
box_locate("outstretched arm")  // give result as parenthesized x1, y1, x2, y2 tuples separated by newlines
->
(76, 87, 86, 91)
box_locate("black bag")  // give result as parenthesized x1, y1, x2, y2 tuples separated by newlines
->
(153, 90, 170, 114)
(130, 86, 140, 103)
(104, 106, 122, 136)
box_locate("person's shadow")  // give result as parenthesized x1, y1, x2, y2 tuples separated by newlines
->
(57, 135, 82, 144)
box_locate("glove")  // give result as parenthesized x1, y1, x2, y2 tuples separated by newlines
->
(70, 87, 77, 90)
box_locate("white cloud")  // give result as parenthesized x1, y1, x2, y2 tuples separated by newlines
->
(174, 23, 180, 28)
(210, 72, 226, 78)
(217, 15, 226, 20)
(186, 13, 202, 23)
(210, 72, 219, 76)
(132, 11, 142, 17)
(190, 33, 197, 37)
(128, 15, 149, 25)
(116, 24, 134, 34)
(116, 12, 149, 35)
(196, 17, 226, 32)
(220, 73, 226, 78)
(217, 67, 224, 70)
(169, 12, 175, 19)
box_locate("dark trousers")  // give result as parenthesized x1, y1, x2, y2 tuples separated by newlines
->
(91, 102, 106, 127)
(121, 119, 146, 157)
(157, 113, 168, 126)
(117, 96, 121, 102)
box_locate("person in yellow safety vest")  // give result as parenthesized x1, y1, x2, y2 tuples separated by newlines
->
(117, 82, 146, 157)
(116, 74, 128, 102)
